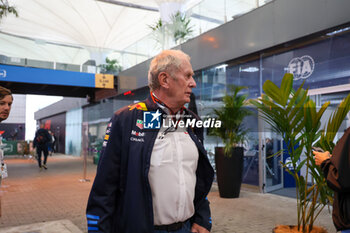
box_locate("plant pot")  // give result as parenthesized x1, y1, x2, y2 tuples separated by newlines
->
(215, 147, 243, 198)
(272, 225, 327, 233)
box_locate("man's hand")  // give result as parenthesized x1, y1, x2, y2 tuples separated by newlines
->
(313, 151, 331, 166)
(191, 223, 210, 233)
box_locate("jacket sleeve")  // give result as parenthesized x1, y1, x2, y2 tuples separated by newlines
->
(191, 118, 214, 232)
(321, 128, 350, 193)
(86, 113, 122, 232)
(321, 159, 342, 192)
(192, 196, 212, 231)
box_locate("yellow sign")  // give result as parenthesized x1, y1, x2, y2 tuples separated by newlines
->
(95, 74, 114, 89)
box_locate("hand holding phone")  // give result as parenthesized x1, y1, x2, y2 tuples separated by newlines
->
(313, 149, 331, 166)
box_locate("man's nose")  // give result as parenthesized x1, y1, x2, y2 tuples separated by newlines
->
(190, 77, 196, 88)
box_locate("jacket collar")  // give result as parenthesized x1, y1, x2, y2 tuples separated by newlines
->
(144, 94, 196, 120)
(144, 95, 159, 111)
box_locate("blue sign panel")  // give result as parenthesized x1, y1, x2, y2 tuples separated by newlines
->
(0, 64, 95, 87)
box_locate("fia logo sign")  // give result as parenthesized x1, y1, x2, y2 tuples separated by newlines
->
(288, 55, 314, 80)
(143, 110, 161, 129)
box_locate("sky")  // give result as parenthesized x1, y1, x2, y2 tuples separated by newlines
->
(25, 94, 63, 140)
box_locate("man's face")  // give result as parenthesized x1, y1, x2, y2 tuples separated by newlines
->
(0, 95, 13, 122)
(167, 58, 196, 107)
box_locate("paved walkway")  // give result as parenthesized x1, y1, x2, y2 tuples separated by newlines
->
(0, 155, 337, 233)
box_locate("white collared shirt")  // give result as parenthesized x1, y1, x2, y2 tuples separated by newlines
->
(148, 112, 199, 225)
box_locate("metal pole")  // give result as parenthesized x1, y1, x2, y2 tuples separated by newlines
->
(83, 146, 87, 181)
(80, 122, 90, 182)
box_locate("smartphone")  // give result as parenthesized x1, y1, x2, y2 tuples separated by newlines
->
(312, 146, 324, 152)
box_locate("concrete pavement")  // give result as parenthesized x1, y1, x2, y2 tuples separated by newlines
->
(0, 155, 337, 233)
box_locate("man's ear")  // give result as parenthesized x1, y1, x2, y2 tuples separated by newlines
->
(158, 72, 170, 89)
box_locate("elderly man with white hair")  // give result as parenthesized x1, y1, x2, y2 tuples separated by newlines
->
(87, 50, 214, 233)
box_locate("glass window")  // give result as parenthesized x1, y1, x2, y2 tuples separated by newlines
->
(262, 31, 350, 90)
(226, 59, 260, 98)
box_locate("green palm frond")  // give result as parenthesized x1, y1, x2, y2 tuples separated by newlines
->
(250, 73, 350, 232)
(0, 0, 18, 22)
(171, 12, 193, 44)
(317, 93, 350, 151)
(211, 85, 252, 156)
(149, 11, 193, 47)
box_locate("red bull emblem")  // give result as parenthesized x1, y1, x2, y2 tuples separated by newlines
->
(128, 102, 147, 111)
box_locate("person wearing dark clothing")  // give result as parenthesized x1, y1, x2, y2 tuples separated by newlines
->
(33, 125, 51, 170)
(314, 127, 350, 232)
(188, 92, 198, 115)
(86, 50, 214, 233)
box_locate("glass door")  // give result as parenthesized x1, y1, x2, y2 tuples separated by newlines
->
(259, 117, 283, 192)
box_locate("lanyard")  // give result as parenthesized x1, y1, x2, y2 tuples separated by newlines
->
(150, 92, 185, 119)
(151, 92, 186, 137)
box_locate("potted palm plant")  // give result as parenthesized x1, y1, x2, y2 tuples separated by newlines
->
(211, 85, 252, 198)
(250, 73, 350, 232)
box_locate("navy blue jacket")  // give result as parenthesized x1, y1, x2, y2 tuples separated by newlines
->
(86, 96, 214, 232)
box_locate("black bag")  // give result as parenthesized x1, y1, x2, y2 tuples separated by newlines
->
(36, 130, 49, 145)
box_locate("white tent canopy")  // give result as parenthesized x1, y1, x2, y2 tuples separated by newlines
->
(0, 0, 267, 66)
(2, 0, 160, 50)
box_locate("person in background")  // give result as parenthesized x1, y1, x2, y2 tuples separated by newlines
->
(0, 86, 13, 186)
(48, 130, 56, 156)
(33, 124, 51, 170)
(313, 127, 350, 233)
(86, 50, 214, 233)
(52, 131, 56, 154)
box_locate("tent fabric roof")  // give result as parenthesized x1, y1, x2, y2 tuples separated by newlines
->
(0, 0, 266, 65)
(2, 0, 160, 50)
